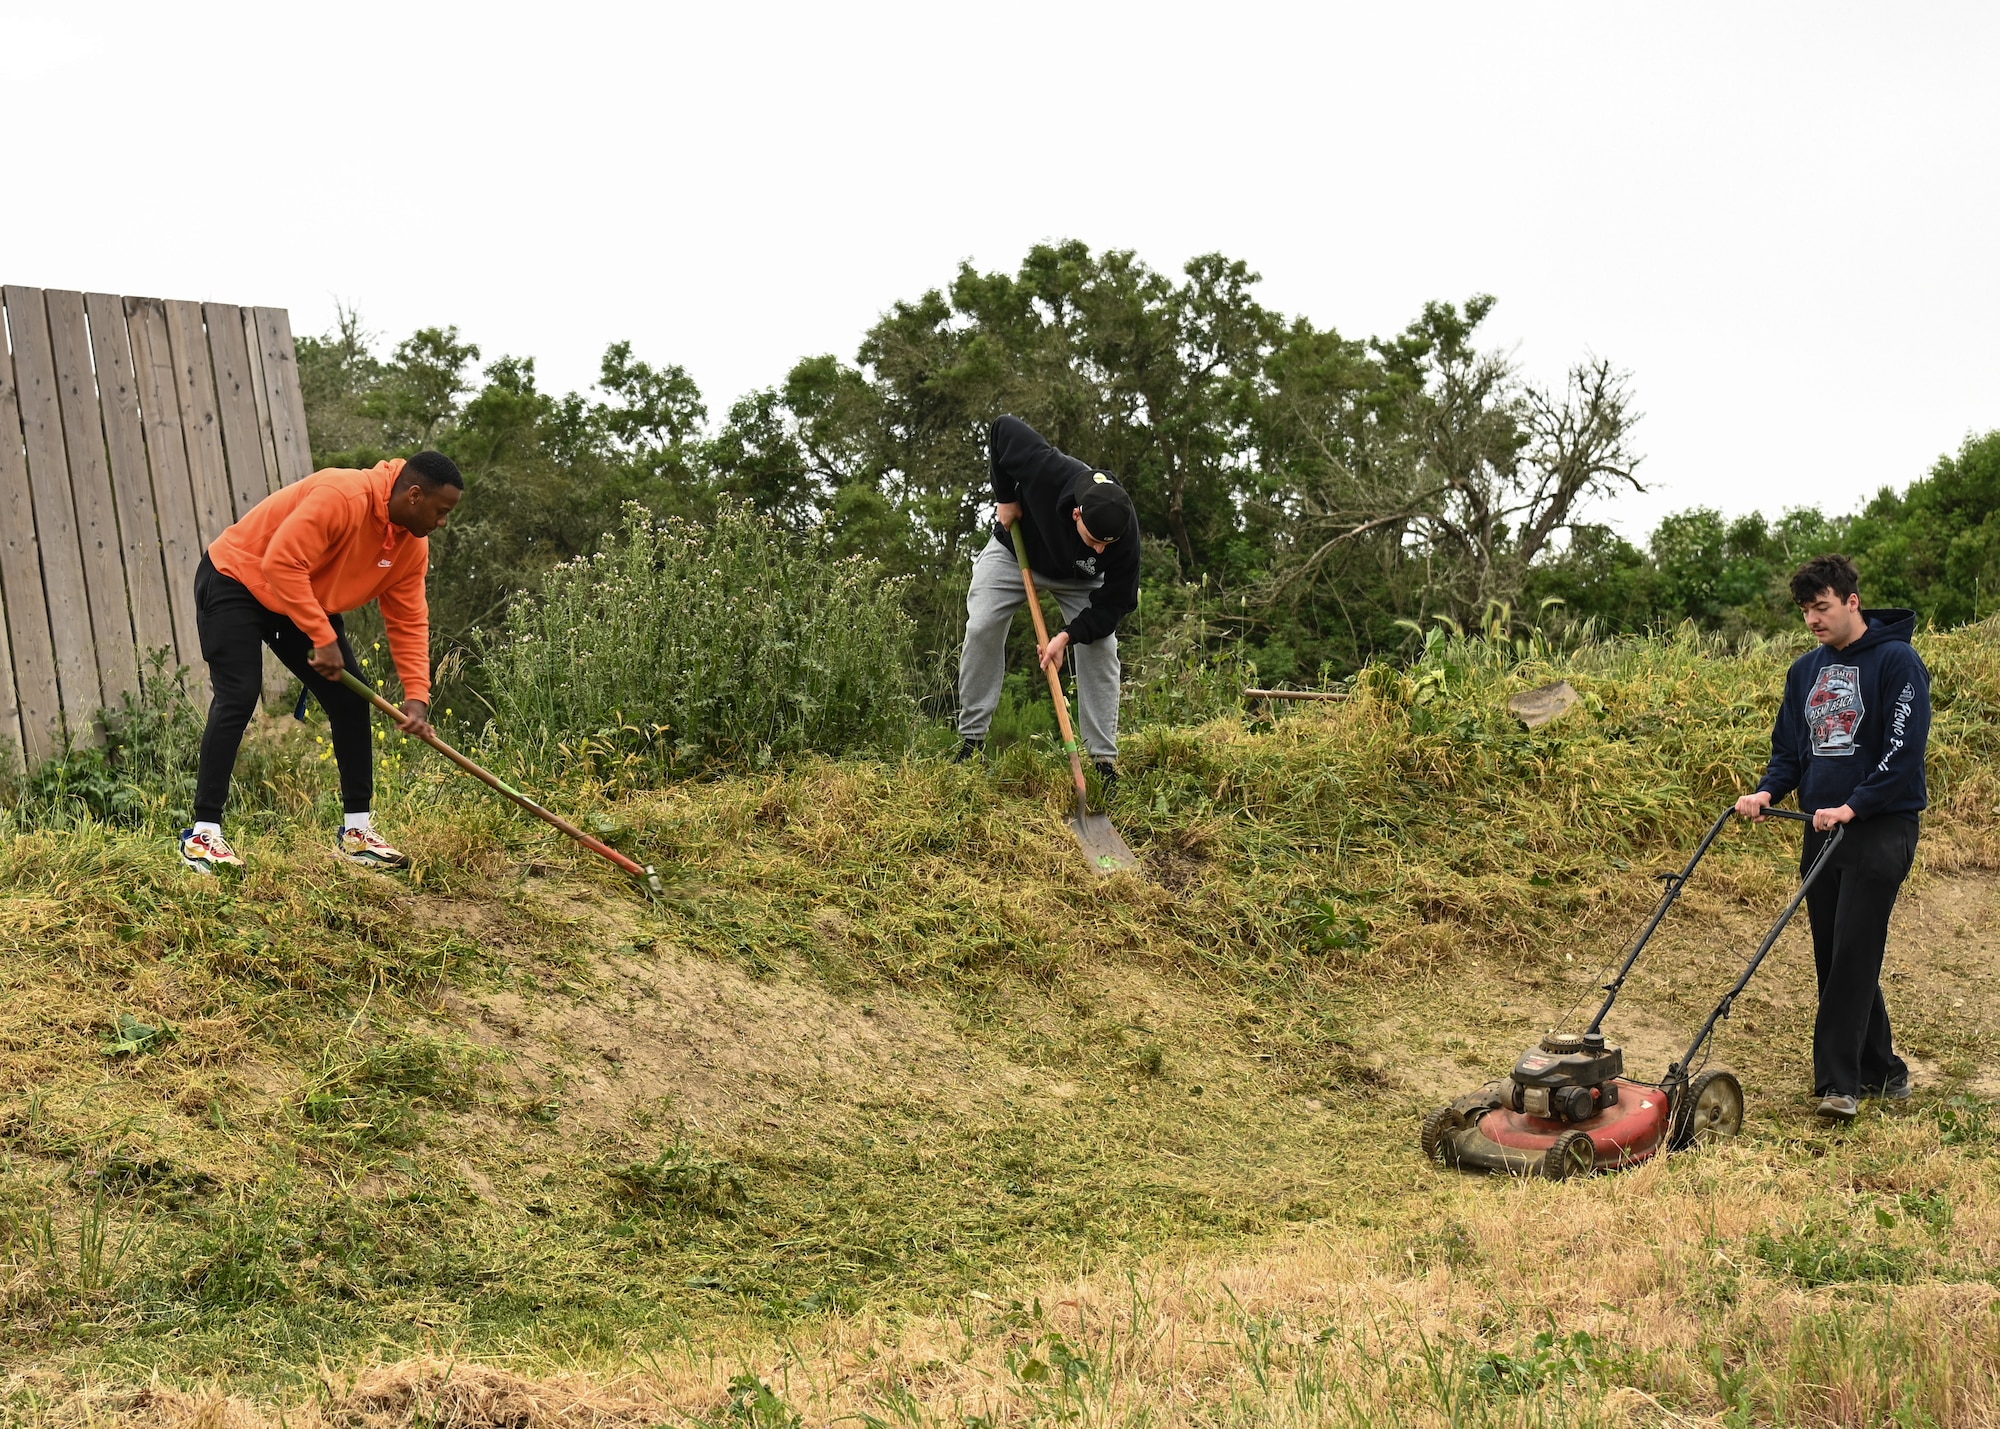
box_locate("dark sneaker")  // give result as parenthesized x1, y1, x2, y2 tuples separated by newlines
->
(179, 827, 244, 875)
(339, 827, 411, 869)
(954, 738, 984, 764)
(1815, 1094, 1860, 1122)
(1876, 1078, 1914, 1102)
(1094, 760, 1119, 799)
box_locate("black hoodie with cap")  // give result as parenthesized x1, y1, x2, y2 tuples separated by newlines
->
(1756, 608, 1931, 822)
(986, 415, 1139, 646)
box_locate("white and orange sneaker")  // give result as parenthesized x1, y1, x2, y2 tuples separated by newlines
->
(179, 827, 244, 875)
(339, 826, 411, 870)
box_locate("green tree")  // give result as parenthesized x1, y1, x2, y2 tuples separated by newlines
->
(1847, 430, 2000, 624)
(295, 304, 388, 467)
(705, 241, 1286, 679)
(1524, 524, 1660, 632)
(366, 326, 482, 449)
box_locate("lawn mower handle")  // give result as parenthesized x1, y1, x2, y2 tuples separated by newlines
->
(1581, 801, 1811, 1038)
(1665, 820, 1845, 1096)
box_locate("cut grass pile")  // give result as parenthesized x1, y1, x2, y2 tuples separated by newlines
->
(1, 620, 1998, 1425)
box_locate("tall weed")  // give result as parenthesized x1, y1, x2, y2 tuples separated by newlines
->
(2, 654, 203, 829)
(1124, 605, 1260, 727)
(482, 502, 917, 775)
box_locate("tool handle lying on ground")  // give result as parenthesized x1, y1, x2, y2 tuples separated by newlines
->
(337, 670, 664, 897)
(1243, 687, 1348, 702)
(1008, 521, 1091, 822)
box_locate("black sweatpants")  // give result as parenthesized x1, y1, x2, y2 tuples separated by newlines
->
(1801, 815, 1917, 1097)
(192, 554, 372, 825)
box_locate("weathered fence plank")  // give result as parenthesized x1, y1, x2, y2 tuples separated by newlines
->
(88, 293, 179, 673)
(204, 302, 268, 520)
(0, 543, 19, 760)
(0, 334, 59, 761)
(165, 299, 234, 546)
(4, 285, 103, 734)
(242, 307, 283, 497)
(3, 286, 307, 763)
(48, 288, 141, 706)
(253, 307, 311, 485)
(126, 297, 207, 684)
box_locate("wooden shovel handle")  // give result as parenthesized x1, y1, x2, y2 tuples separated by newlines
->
(1008, 522, 1090, 802)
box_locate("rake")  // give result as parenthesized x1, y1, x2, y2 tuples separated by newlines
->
(337, 670, 665, 898)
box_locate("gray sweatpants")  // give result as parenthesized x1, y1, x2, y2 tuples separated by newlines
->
(957, 536, 1120, 761)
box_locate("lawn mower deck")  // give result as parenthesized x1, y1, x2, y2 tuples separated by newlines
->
(1423, 805, 1836, 1180)
(1423, 1066, 1742, 1179)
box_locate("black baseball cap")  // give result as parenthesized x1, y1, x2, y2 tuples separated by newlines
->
(1077, 472, 1132, 542)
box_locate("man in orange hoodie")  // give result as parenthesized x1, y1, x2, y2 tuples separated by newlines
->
(180, 451, 462, 874)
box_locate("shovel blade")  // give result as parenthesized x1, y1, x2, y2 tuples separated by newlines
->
(1068, 811, 1140, 875)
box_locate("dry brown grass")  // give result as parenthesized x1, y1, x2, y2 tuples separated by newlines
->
(28, 1125, 2000, 1428)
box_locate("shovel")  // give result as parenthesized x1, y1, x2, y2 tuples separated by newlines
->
(1007, 521, 1140, 876)
(336, 670, 665, 898)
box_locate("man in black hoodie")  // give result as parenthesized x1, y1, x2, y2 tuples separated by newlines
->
(956, 416, 1140, 785)
(1735, 553, 1930, 1122)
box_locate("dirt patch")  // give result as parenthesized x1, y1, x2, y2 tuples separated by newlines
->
(447, 956, 978, 1137)
(1393, 868, 2000, 1112)
(433, 862, 2000, 1154)
(85, 1357, 685, 1428)
(433, 876, 1286, 1151)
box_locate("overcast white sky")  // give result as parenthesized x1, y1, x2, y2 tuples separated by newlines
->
(8, 2, 1996, 539)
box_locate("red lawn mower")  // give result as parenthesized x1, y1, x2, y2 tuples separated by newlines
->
(1422, 806, 1840, 1179)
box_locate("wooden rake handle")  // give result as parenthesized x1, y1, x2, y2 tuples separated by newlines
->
(337, 669, 662, 894)
(1008, 522, 1090, 809)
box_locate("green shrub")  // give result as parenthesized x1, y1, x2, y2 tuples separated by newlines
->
(4, 653, 204, 829)
(482, 502, 917, 774)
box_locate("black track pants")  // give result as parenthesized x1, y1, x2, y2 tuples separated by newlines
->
(1801, 816, 1917, 1097)
(192, 555, 372, 825)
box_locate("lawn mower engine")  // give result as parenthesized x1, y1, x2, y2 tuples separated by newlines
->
(1423, 1033, 1676, 1181)
(1507, 1032, 1623, 1122)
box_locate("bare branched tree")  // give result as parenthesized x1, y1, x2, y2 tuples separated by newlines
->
(1262, 297, 1642, 636)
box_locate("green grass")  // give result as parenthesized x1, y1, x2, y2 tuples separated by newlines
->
(2, 619, 1998, 1423)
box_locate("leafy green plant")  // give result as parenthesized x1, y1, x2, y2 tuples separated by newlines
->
(1124, 603, 1258, 727)
(5, 652, 204, 829)
(482, 501, 917, 775)
(1751, 1221, 1919, 1288)
(718, 1373, 804, 1429)
(1474, 1327, 1620, 1397)
(609, 1142, 746, 1217)
(1937, 1094, 1992, 1148)
(103, 1013, 176, 1058)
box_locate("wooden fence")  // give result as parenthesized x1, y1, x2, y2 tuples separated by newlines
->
(0, 287, 311, 766)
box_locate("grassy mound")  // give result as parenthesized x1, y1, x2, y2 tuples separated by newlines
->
(3, 622, 1999, 1424)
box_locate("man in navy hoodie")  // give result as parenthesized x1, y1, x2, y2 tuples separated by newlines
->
(1735, 553, 1930, 1122)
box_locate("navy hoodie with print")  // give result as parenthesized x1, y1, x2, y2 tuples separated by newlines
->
(1756, 608, 1931, 823)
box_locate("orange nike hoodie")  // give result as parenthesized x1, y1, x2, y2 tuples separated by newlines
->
(207, 460, 432, 702)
